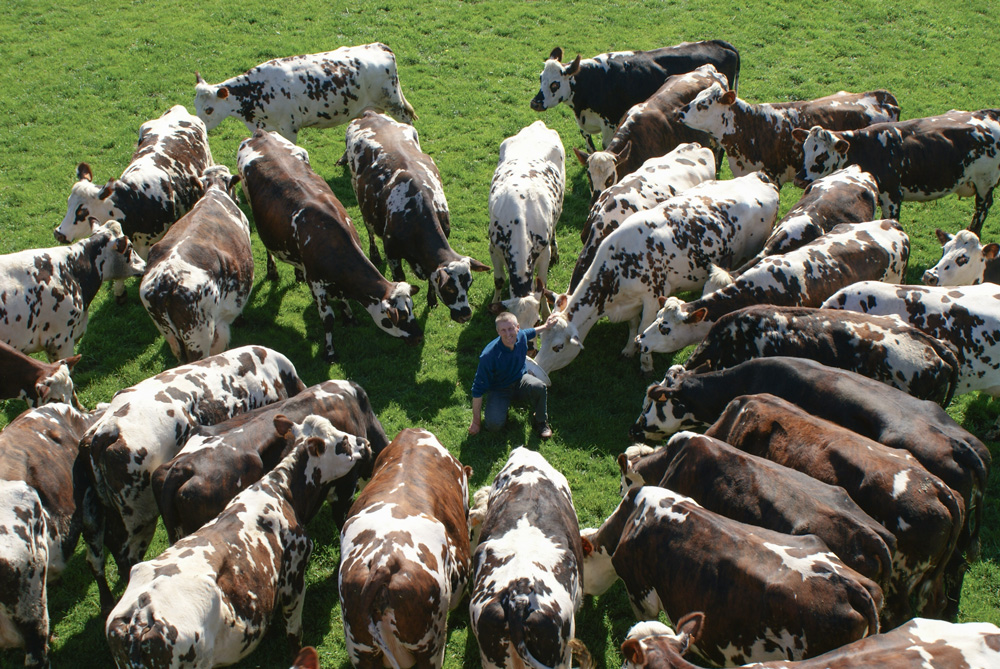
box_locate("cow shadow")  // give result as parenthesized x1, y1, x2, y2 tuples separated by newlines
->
(564, 167, 595, 241)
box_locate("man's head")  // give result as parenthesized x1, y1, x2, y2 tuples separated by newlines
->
(495, 311, 519, 349)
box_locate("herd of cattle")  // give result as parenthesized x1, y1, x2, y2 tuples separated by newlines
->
(3, 36, 1000, 668)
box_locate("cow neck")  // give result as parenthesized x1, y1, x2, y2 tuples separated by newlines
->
(673, 368, 736, 426)
(592, 490, 638, 556)
(267, 445, 328, 525)
(561, 270, 609, 339)
(68, 237, 107, 309)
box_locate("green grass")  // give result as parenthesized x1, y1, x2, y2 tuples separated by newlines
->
(2, 0, 999, 667)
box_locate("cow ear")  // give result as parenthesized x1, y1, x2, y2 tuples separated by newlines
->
(273, 414, 295, 439)
(648, 385, 670, 402)
(833, 138, 850, 154)
(306, 436, 326, 457)
(487, 302, 506, 315)
(468, 257, 491, 272)
(195, 71, 205, 84)
(569, 335, 583, 349)
(618, 140, 632, 164)
(543, 288, 558, 307)
(217, 86, 230, 100)
(621, 638, 644, 664)
(564, 54, 582, 77)
(657, 295, 668, 308)
(35, 383, 51, 401)
(63, 354, 83, 371)
(617, 452, 630, 476)
(386, 307, 400, 325)
(549, 47, 563, 62)
(791, 128, 808, 145)
(554, 293, 569, 312)
(984, 243, 1000, 260)
(685, 307, 708, 325)
(580, 536, 593, 557)
(76, 162, 94, 182)
(534, 276, 545, 294)
(935, 228, 952, 245)
(408, 283, 420, 296)
(676, 611, 706, 647)
(721, 89, 737, 105)
(115, 235, 129, 254)
(97, 179, 116, 201)
(573, 146, 590, 166)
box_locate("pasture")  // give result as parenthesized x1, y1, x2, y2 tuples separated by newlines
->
(2, 0, 999, 667)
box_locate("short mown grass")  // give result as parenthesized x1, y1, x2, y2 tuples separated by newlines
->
(2, 1, 999, 667)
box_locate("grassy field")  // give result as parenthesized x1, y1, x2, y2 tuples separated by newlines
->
(2, 0, 999, 667)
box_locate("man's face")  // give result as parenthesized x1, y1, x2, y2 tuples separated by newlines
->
(497, 319, 519, 349)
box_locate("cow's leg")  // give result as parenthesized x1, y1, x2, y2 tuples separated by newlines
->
(387, 257, 405, 283)
(363, 220, 383, 265)
(879, 192, 901, 221)
(968, 187, 995, 236)
(337, 299, 357, 327)
(633, 298, 663, 374)
(426, 278, 438, 309)
(278, 529, 313, 655)
(112, 278, 127, 305)
(489, 243, 506, 304)
(308, 280, 338, 362)
(80, 486, 115, 613)
(266, 252, 279, 282)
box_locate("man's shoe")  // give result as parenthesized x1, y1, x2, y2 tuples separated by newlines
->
(536, 422, 553, 440)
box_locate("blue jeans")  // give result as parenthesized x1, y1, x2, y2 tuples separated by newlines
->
(483, 373, 548, 432)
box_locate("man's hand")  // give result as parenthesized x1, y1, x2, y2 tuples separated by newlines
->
(468, 420, 481, 435)
(536, 313, 560, 333)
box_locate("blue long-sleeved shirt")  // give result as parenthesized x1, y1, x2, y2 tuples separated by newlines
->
(470, 328, 537, 398)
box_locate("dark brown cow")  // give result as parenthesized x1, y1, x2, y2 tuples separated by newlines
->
(0, 340, 81, 408)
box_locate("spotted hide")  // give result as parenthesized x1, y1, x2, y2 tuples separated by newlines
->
(194, 43, 415, 143)
(536, 171, 779, 374)
(79, 345, 305, 611)
(346, 111, 490, 322)
(469, 447, 588, 669)
(794, 109, 1000, 235)
(106, 415, 370, 669)
(0, 340, 81, 409)
(153, 379, 386, 544)
(238, 130, 422, 361)
(488, 121, 566, 328)
(339, 429, 471, 669)
(0, 221, 146, 361)
(140, 165, 253, 364)
(677, 85, 899, 184)
(581, 486, 882, 665)
(923, 228, 1000, 286)
(0, 404, 102, 668)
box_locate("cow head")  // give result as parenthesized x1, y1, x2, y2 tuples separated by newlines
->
(617, 444, 655, 497)
(577, 145, 630, 196)
(629, 365, 698, 443)
(431, 257, 490, 323)
(200, 165, 242, 201)
(580, 528, 618, 596)
(56, 163, 125, 244)
(279, 414, 372, 484)
(793, 126, 850, 187)
(33, 355, 83, 409)
(193, 72, 238, 131)
(532, 297, 582, 373)
(93, 221, 147, 281)
(636, 297, 710, 357)
(676, 82, 735, 138)
(531, 47, 581, 112)
(620, 615, 705, 669)
(367, 282, 423, 342)
(492, 293, 543, 330)
(923, 229, 997, 286)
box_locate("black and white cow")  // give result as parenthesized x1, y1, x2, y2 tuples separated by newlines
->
(0, 221, 146, 361)
(488, 120, 566, 328)
(345, 111, 490, 323)
(531, 41, 740, 150)
(793, 109, 1000, 235)
(923, 228, 1000, 286)
(56, 105, 213, 302)
(106, 415, 370, 668)
(194, 43, 416, 142)
(0, 340, 81, 409)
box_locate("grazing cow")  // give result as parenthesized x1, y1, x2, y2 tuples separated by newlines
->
(469, 447, 588, 669)
(581, 486, 882, 665)
(0, 340, 82, 409)
(571, 143, 717, 291)
(153, 379, 387, 543)
(0, 221, 146, 361)
(194, 43, 416, 143)
(238, 130, 422, 361)
(531, 41, 740, 150)
(619, 432, 897, 591)
(923, 228, 1000, 286)
(683, 305, 961, 406)
(487, 121, 566, 328)
(636, 219, 909, 356)
(56, 105, 213, 302)
(536, 172, 779, 374)
(339, 429, 471, 669)
(346, 111, 490, 323)
(0, 404, 102, 668)
(139, 165, 253, 364)
(106, 415, 370, 668)
(707, 395, 963, 627)
(291, 647, 319, 669)
(79, 345, 305, 610)
(574, 65, 727, 195)
(620, 614, 1000, 669)
(677, 85, 899, 184)
(793, 109, 1000, 235)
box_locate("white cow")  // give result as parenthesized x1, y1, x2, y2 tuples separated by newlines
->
(923, 229, 1000, 286)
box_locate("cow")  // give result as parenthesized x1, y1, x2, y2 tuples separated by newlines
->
(535, 172, 780, 374)
(570, 143, 717, 292)
(0, 221, 146, 361)
(153, 379, 387, 543)
(339, 429, 471, 669)
(106, 414, 370, 669)
(238, 129, 422, 361)
(291, 647, 319, 669)
(0, 404, 102, 668)
(345, 111, 490, 323)
(530, 41, 740, 150)
(677, 85, 899, 184)
(469, 447, 589, 669)
(55, 105, 213, 302)
(581, 486, 882, 665)
(79, 345, 305, 611)
(194, 43, 416, 143)
(618, 432, 897, 592)
(706, 394, 963, 628)
(139, 165, 254, 364)
(682, 305, 961, 407)
(923, 228, 1000, 286)
(573, 64, 727, 196)
(793, 109, 1000, 235)
(635, 219, 909, 357)
(619, 614, 1000, 669)
(486, 121, 566, 328)
(0, 340, 82, 409)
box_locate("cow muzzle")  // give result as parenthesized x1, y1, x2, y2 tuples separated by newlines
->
(53, 229, 69, 244)
(530, 94, 546, 112)
(922, 269, 939, 286)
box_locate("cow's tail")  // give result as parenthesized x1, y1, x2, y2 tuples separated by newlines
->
(846, 575, 881, 639)
(503, 585, 576, 669)
(361, 555, 412, 669)
(151, 460, 195, 544)
(568, 638, 594, 669)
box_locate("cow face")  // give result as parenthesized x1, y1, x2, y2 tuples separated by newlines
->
(281, 414, 372, 485)
(582, 149, 620, 196)
(200, 165, 241, 200)
(795, 126, 850, 186)
(367, 282, 423, 342)
(432, 257, 490, 323)
(33, 356, 82, 408)
(531, 48, 581, 111)
(618, 444, 654, 497)
(532, 310, 582, 373)
(56, 163, 124, 243)
(193, 73, 238, 131)
(629, 366, 698, 443)
(923, 229, 997, 286)
(676, 83, 735, 138)
(636, 297, 710, 356)
(498, 293, 542, 330)
(95, 221, 147, 281)
(580, 528, 618, 596)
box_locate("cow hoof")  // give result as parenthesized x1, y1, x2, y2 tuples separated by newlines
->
(324, 350, 338, 363)
(267, 268, 279, 282)
(115, 292, 128, 306)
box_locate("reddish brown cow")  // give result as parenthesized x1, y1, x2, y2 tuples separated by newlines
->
(0, 340, 81, 408)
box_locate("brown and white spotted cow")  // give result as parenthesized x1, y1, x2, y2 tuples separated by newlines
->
(677, 85, 899, 184)
(923, 228, 1000, 286)
(56, 105, 213, 302)
(536, 171, 779, 374)
(0, 340, 82, 409)
(238, 130, 422, 361)
(469, 447, 589, 669)
(487, 121, 566, 328)
(346, 111, 490, 322)
(139, 165, 253, 364)
(153, 379, 387, 543)
(581, 486, 882, 665)
(0, 404, 102, 668)
(339, 429, 471, 669)
(106, 415, 370, 668)
(79, 345, 305, 610)
(194, 43, 416, 143)
(794, 109, 1000, 235)
(0, 221, 146, 361)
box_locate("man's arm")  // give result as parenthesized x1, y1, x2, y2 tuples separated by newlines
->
(469, 396, 483, 435)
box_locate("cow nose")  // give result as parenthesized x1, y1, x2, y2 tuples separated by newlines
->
(628, 423, 645, 441)
(530, 95, 545, 112)
(53, 229, 68, 244)
(451, 307, 472, 324)
(922, 270, 939, 286)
